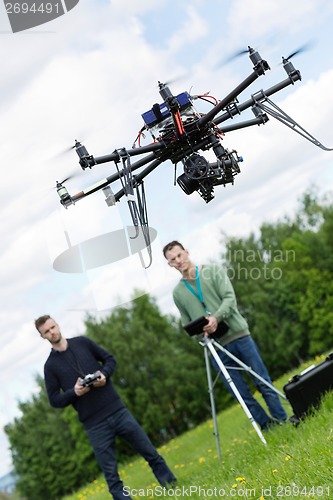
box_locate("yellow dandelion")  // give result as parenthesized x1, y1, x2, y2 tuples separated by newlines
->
(199, 457, 205, 463)
(235, 476, 247, 485)
(285, 454, 291, 461)
(232, 483, 238, 488)
(272, 469, 278, 473)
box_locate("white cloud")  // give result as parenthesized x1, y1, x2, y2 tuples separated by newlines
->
(166, 5, 209, 53)
(226, 0, 332, 43)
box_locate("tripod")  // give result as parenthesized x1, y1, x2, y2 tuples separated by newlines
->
(201, 336, 287, 456)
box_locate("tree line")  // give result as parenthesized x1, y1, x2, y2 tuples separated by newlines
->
(5, 188, 333, 499)
(223, 188, 333, 378)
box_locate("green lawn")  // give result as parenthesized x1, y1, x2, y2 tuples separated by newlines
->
(64, 354, 333, 499)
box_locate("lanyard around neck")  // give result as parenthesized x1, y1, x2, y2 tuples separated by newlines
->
(182, 266, 209, 313)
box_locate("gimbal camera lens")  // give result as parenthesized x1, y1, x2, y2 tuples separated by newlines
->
(176, 173, 199, 195)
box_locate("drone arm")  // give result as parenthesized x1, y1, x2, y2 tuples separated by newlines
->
(219, 114, 269, 133)
(67, 149, 164, 205)
(214, 73, 302, 127)
(197, 70, 263, 128)
(77, 142, 164, 170)
(197, 45, 272, 128)
(95, 142, 164, 165)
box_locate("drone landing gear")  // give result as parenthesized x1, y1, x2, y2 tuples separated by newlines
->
(252, 94, 333, 151)
(115, 149, 153, 268)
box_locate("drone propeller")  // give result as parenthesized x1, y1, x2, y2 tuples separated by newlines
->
(222, 41, 313, 68)
(51, 169, 82, 190)
(52, 136, 89, 160)
(230, 47, 252, 58)
(217, 46, 257, 67)
(159, 73, 189, 87)
(56, 176, 73, 185)
(61, 144, 76, 154)
(51, 143, 77, 161)
(281, 41, 314, 62)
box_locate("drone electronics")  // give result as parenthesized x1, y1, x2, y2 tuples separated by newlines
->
(55, 46, 332, 267)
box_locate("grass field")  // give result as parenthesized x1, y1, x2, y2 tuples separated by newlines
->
(63, 354, 333, 500)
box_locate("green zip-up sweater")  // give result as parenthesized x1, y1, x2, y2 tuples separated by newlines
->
(173, 264, 250, 346)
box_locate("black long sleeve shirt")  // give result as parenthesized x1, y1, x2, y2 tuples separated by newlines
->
(44, 336, 124, 430)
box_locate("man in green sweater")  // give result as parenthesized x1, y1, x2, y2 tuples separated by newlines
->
(163, 241, 287, 431)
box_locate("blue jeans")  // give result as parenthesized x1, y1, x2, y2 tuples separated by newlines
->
(211, 336, 287, 428)
(86, 408, 176, 500)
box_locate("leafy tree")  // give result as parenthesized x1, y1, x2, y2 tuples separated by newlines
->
(221, 188, 333, 377)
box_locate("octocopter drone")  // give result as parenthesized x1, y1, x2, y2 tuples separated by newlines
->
(55, 46, 332, 268)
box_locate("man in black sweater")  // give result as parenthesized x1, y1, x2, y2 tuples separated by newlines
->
(35, 315, 176, 500)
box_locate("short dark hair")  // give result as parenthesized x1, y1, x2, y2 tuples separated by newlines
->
(162, 240, 185, 257)
(34, 315, 51, 332)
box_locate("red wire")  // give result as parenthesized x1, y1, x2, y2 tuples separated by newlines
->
(198, 94, 219, 106)
(174, 110, 185, 135)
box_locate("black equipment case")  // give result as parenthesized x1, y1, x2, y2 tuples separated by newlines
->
(283, 353, 333, 420)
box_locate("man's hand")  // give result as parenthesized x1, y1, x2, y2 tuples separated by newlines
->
(203, 315, 218, 336)
(74, 377, 91, 397)
(92, 370, 107, 388)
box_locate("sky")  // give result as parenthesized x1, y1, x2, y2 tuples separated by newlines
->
(0, 0, 333, 478)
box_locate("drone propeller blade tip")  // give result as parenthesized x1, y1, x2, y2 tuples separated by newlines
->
(52, 168, 83, 189)
(221, 46, 256, 66)
(283, 40, 315, 61)
(159, 72, 189, 87)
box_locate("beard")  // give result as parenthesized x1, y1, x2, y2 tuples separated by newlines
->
(50, 333, 62, 345)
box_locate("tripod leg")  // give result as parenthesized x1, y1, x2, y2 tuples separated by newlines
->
(204, 338, 267, 445)
(203, 346, 222, 460)
(212, 339, 286, 399)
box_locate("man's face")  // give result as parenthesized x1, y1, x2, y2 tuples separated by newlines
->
(38, 318, 62, 345)
(165, 245, 191, 274)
